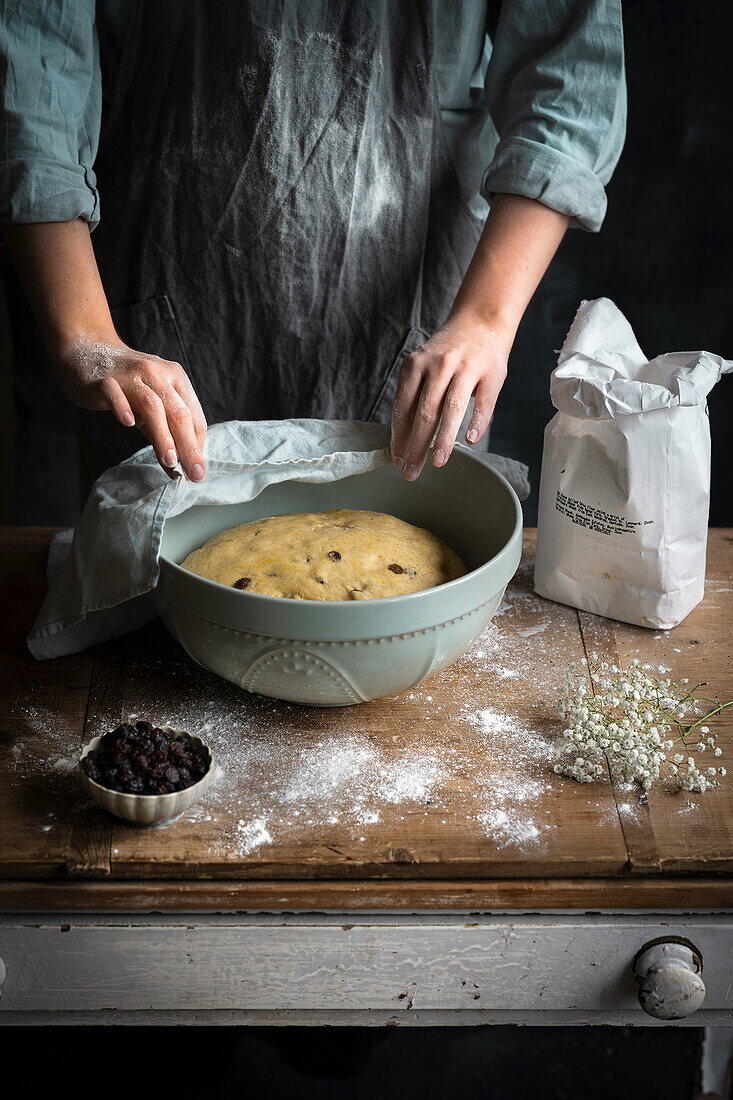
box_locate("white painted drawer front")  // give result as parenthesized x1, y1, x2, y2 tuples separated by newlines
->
(0, 914, 731, 1016)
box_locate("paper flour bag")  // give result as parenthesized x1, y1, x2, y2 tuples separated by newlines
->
(534, 298, 732, 629)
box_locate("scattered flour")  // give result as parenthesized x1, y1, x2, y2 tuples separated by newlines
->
(13, 554, 679, 858)
(377, 753, 443, 804)
(234, 818, 271, 856)
(617, 800, 642, 822)
(52, 756, 79, 775)
(282, 740, 375, 803)
(67, 335, 125, 382)
(477, 809, 540, 847)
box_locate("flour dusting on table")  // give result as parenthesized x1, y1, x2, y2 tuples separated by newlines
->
(235, 817, 272, 856)
(12, 557, 628, 858)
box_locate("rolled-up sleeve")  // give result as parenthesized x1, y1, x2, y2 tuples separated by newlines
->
(0, 0, 101, 226)
(482, 0, 626, 232)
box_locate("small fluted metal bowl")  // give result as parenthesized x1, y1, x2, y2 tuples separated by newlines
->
(153, 445, 523, 706)
(79, 726, 213, 825)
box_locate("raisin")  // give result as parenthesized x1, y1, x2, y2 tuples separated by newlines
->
(163, 764, 181, 785)
(388, 563, 404, 574)
(118, 761, 135, 784)
(328, 550, 341, 561)
(84, 721, 208, 794)
(234, 577, 250, 589)
(82, 757, 101, 783)
(109, 727, 127, 748)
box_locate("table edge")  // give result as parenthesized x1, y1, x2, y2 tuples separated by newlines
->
(1, 876, 731, 912)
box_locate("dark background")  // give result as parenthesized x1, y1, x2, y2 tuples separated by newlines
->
(0, 1024, 714, 1100)
(490, 0, 733, 526)
(1, 0, 732, 526)
(1, 3, 731, 1098)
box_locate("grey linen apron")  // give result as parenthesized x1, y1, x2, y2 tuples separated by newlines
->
(81, 0, 483, 485)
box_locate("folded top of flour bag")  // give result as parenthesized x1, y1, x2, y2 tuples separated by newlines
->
(28, 419, 529, 660)
(551, 297, 732, 419)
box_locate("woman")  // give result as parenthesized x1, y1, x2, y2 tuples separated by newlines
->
(0, 1, 625, 493)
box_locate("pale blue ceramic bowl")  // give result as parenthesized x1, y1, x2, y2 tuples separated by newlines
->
(153, 445, 522, 706)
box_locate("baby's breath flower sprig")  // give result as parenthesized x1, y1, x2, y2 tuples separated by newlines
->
(553, 654, 731, 792)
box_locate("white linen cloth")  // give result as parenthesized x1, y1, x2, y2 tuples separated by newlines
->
(534, 298, 732, 629)
(28, 419, 529, 660)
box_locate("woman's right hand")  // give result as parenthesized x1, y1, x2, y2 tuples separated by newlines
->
(52, 335, 207, 481)
(0, 219, 207, 481)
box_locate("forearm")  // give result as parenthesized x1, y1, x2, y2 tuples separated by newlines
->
(1, 218, 207, 481)
(1, 219, 115, 358)
(449, 193, 569, 343)
(390, 193, 568, 479)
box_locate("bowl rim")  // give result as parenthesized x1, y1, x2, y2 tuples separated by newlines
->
(79, 725, 213, 801)
(158, 448, 523, 610)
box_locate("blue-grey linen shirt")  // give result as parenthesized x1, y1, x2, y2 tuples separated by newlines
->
(0, 0, 625, 233)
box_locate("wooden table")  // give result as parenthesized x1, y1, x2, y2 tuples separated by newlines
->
(1, 528, 731, 1026)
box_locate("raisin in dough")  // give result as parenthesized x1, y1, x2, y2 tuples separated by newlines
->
(181, 509, 466, 601)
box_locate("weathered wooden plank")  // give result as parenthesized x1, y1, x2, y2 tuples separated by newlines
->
(611, 532, 733, 874)
(1, 876, 731, 912)
(578, 612, 662, 874)
(575, 532, 733, 875)
(65, 637, 129, 878)
(0, 529, 92, 877)
(0, 913, 730, 1014)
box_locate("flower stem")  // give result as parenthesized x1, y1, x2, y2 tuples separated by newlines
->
(686, 699, 733, 733)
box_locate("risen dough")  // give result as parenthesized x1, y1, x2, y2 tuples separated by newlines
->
(181, 509, 466, 601)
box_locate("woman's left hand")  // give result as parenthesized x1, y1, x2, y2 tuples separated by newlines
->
(389, 313, 511, 481)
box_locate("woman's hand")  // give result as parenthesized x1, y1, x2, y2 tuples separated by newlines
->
(389, 193, 570, 481)
(390, 314, 511, 480)
(1, 219, 207, 480)
(53, 335, 207, 481)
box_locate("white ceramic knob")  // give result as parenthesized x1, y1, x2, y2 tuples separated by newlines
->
(633, 940, 705, 1020)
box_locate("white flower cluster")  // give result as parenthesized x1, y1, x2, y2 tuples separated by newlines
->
(554, 654, 730, 793)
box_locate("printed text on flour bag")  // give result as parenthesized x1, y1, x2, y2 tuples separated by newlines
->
(555, 491, 654, 538)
